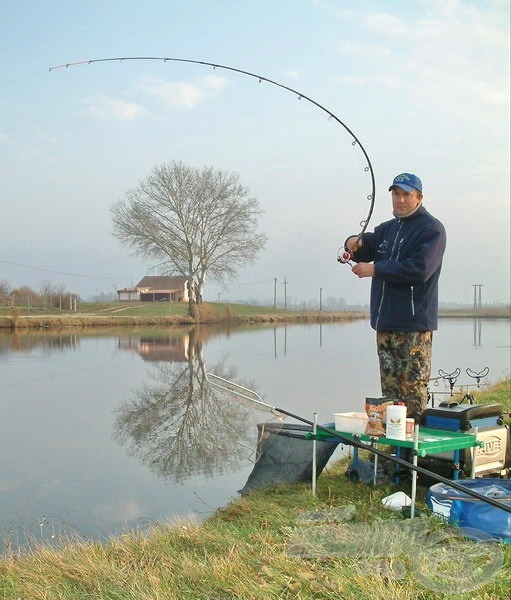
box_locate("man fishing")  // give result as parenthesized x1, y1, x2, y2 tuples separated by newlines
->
(344, 173, 447, 422)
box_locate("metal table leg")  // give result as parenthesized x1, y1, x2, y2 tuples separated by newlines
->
(470, 426, 478, 479)
(411, 425, 420, 518)
(312, 413, 317, 496)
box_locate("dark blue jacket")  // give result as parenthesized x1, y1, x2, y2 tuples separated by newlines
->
(352, 205, 446, 332)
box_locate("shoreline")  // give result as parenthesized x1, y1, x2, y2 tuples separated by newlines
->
(0, 304, 509, 330)
(0, 312, 367, 330)
(1, 378, 509, 597)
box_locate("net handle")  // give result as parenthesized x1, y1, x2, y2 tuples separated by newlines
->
(205, 373, 271, 409)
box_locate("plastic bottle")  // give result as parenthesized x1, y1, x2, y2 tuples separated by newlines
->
(386, 402, 407, 440)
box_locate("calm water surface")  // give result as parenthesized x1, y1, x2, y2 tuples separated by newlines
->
(0, 318, 509, 551)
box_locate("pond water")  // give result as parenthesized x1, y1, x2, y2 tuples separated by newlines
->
(0, 318, 509, 551)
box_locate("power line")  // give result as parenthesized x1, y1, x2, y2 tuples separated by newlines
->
(208, 279, 274, 287)
(0, 259, 133, 281)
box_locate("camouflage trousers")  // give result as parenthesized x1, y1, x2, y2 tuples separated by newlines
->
(376, 331, 433, 422)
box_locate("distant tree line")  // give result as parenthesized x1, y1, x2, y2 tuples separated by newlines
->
(0, 279, 79, 308)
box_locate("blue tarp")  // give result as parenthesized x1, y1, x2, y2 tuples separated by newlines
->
(427, 478, 511, 542)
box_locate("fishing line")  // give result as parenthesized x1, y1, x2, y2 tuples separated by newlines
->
(49, 56, 376, 249)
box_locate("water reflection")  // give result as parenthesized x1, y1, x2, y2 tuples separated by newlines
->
(473, 317, 482, 347)
(118, 330, 196, 363)
(0, 329, 80, 355)
(0, 318, 508, 552)
(113, 362, 260, 483)
(113, 327, 262, 483)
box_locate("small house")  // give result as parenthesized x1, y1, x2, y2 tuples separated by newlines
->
(117, 276, 189, 302)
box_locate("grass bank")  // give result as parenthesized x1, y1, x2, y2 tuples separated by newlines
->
(0, 302, 368, 330)
(1, 302, 509, 330)
(1, 381, 509, 599)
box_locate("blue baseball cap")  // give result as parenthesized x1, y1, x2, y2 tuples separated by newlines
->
(389, 173, 422, 193)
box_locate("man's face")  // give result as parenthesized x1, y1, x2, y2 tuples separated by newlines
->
(391, 187, 422, 216)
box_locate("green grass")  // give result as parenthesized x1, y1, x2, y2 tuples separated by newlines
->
(1, 300, 509, 330)
(0, 301, 367, 330)
(0, 300, 336, 317)
(0, 380, 509, 599)
(473, 378, 510, 408)
(471, 378, 511, 425)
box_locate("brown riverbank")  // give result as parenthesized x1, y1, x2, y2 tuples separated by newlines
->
(0, 302, 509, 330)
(0, 305, 367, 330)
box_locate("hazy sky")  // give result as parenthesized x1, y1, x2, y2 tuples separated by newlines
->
(1, 0, 509, 306)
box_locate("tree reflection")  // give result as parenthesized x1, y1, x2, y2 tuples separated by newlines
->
(113, 328, 261, 483)
(0, 329, 79, 355)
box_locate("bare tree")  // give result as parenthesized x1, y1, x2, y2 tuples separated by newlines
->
(0, 280, 12, 303)
(111, 161, 267, 315)
(40, 280, 67, 308)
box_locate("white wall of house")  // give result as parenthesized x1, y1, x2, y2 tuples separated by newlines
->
(117, 278, 190, 302)
(118, 290, 140, 301)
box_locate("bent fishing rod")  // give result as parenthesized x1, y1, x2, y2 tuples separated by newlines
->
(49, 56, 375, 257)
(206, 373, 511, 514)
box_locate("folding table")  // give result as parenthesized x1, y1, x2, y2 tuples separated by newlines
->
(314, 424, 480, 517)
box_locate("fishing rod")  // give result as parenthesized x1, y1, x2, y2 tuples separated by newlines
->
(205, 373, 511, 514)
(49, 56, 376, 259)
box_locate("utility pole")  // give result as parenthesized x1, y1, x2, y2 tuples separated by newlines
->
(319, 288, 323, 312)
(283, 278, 288, 309)
(273, 278, 277, 308)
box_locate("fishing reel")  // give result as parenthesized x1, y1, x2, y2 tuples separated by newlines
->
(337, 234, 362, 266)
(336, 250, 353, 265)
